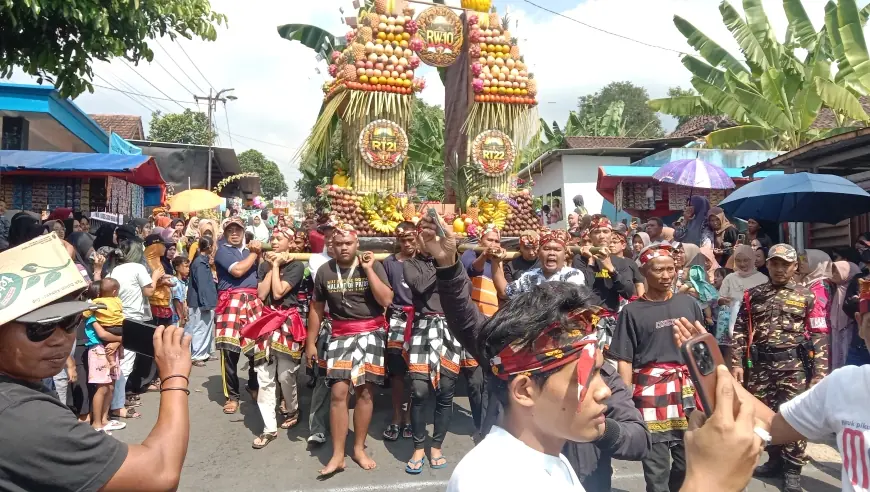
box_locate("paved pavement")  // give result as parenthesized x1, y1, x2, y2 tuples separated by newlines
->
(114, 361, 843, 491)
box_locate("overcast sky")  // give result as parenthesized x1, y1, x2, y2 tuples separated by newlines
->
(8, 0, 835, 199)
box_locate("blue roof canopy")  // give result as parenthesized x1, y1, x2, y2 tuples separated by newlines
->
(0, 150, 164, 186)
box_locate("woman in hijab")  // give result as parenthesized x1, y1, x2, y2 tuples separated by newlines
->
(43, 219, 66, 240)
(177, 216, 199, 257)
(706, 207, 739, 265)
(8, 212, 43, 247)
(65, 231, 97, 278)
(161, 242, 177, 276)
(803, 249, 834, 377)
(675, 195, 711, 246)
(719, 245, 768, 305)
(170, 218, 185, 239)
(46, 207, 73, 222)
(631, 231, 650, 258)
(93, 224, 118, 250)
(831, 261, 861, 370)
(246, 214, 270, 242)
(187, 219, 216, 260)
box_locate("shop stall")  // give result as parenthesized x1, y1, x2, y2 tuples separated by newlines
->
(0, 150, 166, 217)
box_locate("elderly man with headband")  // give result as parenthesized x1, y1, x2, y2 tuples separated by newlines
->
(608, 242, 706, 492)
(306, 223, 393, 476)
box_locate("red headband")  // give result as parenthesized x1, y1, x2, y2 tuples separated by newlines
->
(589, 216, 612, 231)
(491, 308, 600, 408)
(396, 225, 417, 238)
(539, 230, 568, 249)
(638, 244, 673, 266)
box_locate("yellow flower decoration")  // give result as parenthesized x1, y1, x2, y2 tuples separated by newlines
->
(545, 349, 564, 359)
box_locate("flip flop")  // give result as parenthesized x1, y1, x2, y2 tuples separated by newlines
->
(430, 455, 448, 469)
(405, 457, 426, 475)
(104, 420, 127, 431)
(252, 432, 278, 449)
(223, 400, 239, 414)
(401, 424, 413, 439)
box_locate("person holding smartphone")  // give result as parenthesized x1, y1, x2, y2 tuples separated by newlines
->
(0, 237, 193, 491)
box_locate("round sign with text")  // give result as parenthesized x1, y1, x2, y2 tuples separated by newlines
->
(472, 130, 515, 177)
(358, 119, 409, 170)
(415, 6, 464, 67)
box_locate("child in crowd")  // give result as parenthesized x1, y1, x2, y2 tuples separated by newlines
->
(171, 256, 190, 327)
(84, 278, 125, 433)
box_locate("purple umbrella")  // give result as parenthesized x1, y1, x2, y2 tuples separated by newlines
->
(652, 158, 736, 189)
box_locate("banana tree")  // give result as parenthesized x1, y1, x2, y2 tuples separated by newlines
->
(277, 24, 347, 60)
(649, 0, 870, 150)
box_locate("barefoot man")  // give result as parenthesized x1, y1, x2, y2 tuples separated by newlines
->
(306, 223, 393, 475)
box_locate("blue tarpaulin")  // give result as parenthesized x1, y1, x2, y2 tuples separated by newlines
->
(0, 150, 164, 186)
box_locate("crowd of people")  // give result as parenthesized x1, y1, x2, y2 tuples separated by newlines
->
(0, 195, 867, 492)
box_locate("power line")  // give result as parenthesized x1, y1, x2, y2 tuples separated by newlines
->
(154, 39, 206, 93)
(215, 128, 296, 150)
(99, 72, 175, 113)
(120, 61, 189, 111)
(93, 74, 160, 114)
(176, 42, 216, 92)
(522, 0, 687, 55)
(92, 82, 197, 105)
(153, 58, 197, 97)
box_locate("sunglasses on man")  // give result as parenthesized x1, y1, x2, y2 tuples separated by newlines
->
(24, 313, 83, 343)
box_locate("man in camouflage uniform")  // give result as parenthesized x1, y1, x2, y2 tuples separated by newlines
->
(731, 244, 826, 492)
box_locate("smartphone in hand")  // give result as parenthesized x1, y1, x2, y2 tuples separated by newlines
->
(122, 319, 159, 358)
(681, 333, 726, 417)
(428, 208, 446, 237)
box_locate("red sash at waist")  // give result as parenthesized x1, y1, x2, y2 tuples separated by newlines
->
(240, 306, 305, 342)
(392, 305, 415, 343)
(216, 287, 258, 315)
(598, 308, 617, 318)
(332, 317, 387, 337)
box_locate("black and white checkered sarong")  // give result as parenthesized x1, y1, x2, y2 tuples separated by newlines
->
(386, 308, 411, 355)
(404, 314, 468, 389)
(326, 328, 386, 387)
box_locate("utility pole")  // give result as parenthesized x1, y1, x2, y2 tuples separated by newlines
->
(194, 88, 236, 189)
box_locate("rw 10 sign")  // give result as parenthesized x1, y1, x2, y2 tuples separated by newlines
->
(415, 6, 464, 67)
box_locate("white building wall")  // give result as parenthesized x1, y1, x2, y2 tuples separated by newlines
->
(530, 154, 631, 229)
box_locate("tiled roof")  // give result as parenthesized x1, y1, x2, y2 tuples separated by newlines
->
(89, 114, 145, 140)
(563, 136, 639, 149)
(669, 115, 737, 137)
(670, 98, 870, 137)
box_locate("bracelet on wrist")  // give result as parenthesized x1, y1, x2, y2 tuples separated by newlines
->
(161, 374, 190, 386)
(160, 386, 190, 395)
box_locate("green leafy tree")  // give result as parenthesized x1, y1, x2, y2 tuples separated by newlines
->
(648, 0, 870, 150)
(579, 82, 665, 138)
(407, 99, 445, 200)
(666, 86, 700, 126)
(238, 149, 289, 200)
(147, 109, 214, 146)
(1, 0, 226, 98)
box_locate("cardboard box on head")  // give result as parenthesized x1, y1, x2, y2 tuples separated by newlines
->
(0, 233, 87, 326)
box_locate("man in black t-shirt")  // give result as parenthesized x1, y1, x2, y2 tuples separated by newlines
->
(0, 235, 193, 492)
(572, 215, 636, 348)
(306, 223, 393, 476)
(608, 242, 704, 492)
(504, 230, 540, 283)
(381, 222, 416, 441)
(241, 227, 306, 449)
(610, 228, 645, 299)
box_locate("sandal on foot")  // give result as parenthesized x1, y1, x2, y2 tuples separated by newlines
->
(192, 360, 206, 367)
(401, 424, 413, 439)
(430, 455, 448, 469)
(383, 424, 400, 441)
(405, 457, 426, 475)
(112, 408, 142, 419)
(252, 432, 278, 449)
(280, 412, 299, 429)
(223, 400, 239, 414)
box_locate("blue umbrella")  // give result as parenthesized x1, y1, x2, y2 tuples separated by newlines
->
(718, 172, 870, 224)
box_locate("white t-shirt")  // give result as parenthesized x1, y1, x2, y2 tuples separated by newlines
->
(447, 426, 583, 492)
(781, 365, 870, 492)
(108, 263, 153, 322)
(308, 252, 331, 283)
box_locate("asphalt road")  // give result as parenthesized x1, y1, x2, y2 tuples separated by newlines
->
(114, 361, 843, 492)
